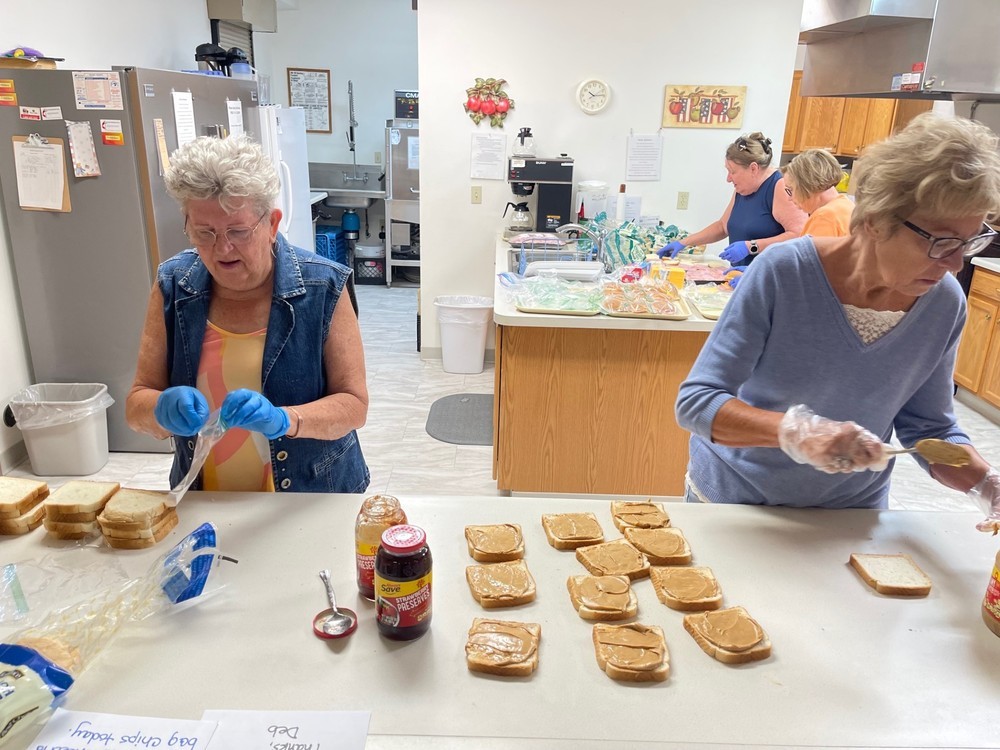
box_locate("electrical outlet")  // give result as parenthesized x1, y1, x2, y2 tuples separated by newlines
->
(471, 186, 482, 204)
(677, 191, 690, 210)
(374, 152, 381, 164)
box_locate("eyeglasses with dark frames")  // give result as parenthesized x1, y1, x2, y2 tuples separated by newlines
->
(901, 220, 997, 260)
(185, 211, 269, 248)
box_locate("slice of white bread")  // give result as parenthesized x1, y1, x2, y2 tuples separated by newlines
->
(567, 575, 638, 621)
(0, 500, 46, 535)
(466, 559, 537, 608)
(97, 488, 171, 532)
(465, 618, 541, 677)
(0, 477, 48, 519)
(575, 539, 650, 580)
(465, 523, 524, 563)
(592, 623, 669, 682)
(623, 527, 692, 565)
(610, 501, 671, 532)
(684, 606, 771, 664)
(103, 509, 179, 541)
(650, 566, 722, 611)
(541, 512, 604, 550)
(849, 553, 932, 597)
(44, 480, 120, 519)
(47, 510, 100, 523)
(43, 517, 99, 540)
(104, 511, 179, 549)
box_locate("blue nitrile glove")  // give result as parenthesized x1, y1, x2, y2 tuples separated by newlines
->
(155, 386, 210, 437)
(656, 240, 686, 259)
(720, 241, 751, 264)
(220, 389, 290, 440)
(728, 273, 743, 289)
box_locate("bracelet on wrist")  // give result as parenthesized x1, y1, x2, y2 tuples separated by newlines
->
(286, 406, 303, 438)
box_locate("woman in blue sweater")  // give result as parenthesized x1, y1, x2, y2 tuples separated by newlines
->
(675, 113, 1000, 529)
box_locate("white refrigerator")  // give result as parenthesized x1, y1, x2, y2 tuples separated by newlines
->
(258, 105, 314, 252)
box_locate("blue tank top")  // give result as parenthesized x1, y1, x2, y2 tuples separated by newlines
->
(726, 170, 784, 267)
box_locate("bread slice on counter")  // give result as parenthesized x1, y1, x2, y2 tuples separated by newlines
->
(650, 566, 722, 611)
(42, 517, 99, 540)
(623, 526, 692, 566)
(849, 553, 932, 597)
(541, 512, 604, 550)
(465, 523, 524, 562)
(592, 623, 670, 682)
(104, 510, 179, 549)
(610, 501, 671, 532)
(466, 559, 537, 608)
(98, 488, 171, 532)
(684, 606, 771, 664)
(0, 476, 49, 521)
(465, 618, 541, 677)
(575, 539, 650, 580)
(0, 501, 47, 536)
(567, 574, 638, 621)
(44, 480, 120, 519)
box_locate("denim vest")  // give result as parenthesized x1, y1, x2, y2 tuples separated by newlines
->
(158, 234, 370, 494)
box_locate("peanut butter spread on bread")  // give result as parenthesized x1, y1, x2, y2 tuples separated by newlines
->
(578, 540, 645, 575)
(467, 560, 533, 600)
(686, 608, 763, 651)
(625, 528, 687, 558)
(466, 524, 522, 554)
(595, 624, 664, 671)
(577, 576, 632, 612)
(651, 567, 719, 600)
(545, 513, 602, 540)
(466, 621, 537, 667)
(613, 502, 670, 529)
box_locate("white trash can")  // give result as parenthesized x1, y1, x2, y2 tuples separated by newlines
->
(8, 383, 114, 475)
(434, 296, 494, 374)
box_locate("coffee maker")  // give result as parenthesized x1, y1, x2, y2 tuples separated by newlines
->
(507, 155, 574, 232)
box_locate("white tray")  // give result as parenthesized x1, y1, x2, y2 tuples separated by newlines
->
(524, 261, 605, 282)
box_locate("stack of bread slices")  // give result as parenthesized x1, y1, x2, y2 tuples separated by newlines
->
(0, 477, 50, 535)
(42, 480, 121, 540)
(97, 488, 179, 549)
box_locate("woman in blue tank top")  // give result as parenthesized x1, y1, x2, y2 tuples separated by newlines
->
(658, 132, 806, 268)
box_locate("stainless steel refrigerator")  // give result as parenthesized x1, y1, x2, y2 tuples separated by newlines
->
(0, 67, 259, 451)
(384, 118, 419, 286)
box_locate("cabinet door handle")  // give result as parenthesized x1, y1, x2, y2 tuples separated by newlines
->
(987, 313, 993, 320)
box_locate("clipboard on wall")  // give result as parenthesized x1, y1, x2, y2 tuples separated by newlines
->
(11, 134, 71, 212)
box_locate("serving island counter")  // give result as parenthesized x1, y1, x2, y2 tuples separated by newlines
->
(492, 238, 715, 496)
(2, 491, 998, 750)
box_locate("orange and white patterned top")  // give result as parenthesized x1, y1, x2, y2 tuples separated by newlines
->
(196, 322, 275, 492)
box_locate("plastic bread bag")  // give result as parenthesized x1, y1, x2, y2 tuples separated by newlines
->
(0, 522, 231, 747)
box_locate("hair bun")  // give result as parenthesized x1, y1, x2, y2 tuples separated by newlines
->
(762, 137, 773, 152)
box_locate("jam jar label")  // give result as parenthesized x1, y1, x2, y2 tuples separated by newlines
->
(984, 564, 1000, 626)
(356, 541, 379, 592)
(375, 572, 432, 629)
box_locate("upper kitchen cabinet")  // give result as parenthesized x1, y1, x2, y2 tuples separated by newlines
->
(793, 94, 845, 152)
(835, 98, 871, 157)
(782, 72, 803, 153)
(207, 0, 277, 31)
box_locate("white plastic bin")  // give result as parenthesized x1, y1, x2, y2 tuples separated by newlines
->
(8, 383, 114, 475)
(434, 296, 494, 374)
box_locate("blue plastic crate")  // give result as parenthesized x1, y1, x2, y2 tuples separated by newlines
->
(315, 226, 348, 266)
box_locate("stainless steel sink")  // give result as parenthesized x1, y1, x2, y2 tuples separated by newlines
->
(309, 161, 385, 210)
(321, 189, 384, 209)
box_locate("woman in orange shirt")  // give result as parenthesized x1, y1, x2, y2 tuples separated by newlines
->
(783, 149, 854, 237)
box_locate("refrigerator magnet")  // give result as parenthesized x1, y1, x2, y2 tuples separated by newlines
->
(65, 120, 101, 177)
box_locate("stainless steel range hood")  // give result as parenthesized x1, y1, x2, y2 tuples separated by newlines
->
(801, 0, 1000, 101)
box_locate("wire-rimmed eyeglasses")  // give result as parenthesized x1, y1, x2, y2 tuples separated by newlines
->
(902, 220, 997, 260)
(185, 211, 269, 248)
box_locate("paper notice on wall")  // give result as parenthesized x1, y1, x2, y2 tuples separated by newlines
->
(65, 120, 102, 176)
(72, 71, 123, 110)
(470, 132, 506, 180)
(226, 99, 244, 137)
(172, 90, 197, 147)
(12, 135, 69, 210)
(407, 136, 420, 170)
(625, 134, 663, 181)
(202, 709, 370, 750)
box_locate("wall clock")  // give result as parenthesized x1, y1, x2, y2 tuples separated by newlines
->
(576, 78, 611, 114)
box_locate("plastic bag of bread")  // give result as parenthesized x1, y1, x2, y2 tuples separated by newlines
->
(0, 522, 229, 748)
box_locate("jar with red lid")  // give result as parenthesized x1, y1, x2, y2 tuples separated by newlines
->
(375, 524, 432, 640)
(355, 494, 407, 600)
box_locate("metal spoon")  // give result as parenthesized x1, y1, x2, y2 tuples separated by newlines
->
(883, 439, 971, 467)
(316, 569, 358, 638)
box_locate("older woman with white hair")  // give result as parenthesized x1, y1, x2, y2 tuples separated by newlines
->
(126, 135, 369, 494)
(783, 148, 854, 237)
(675, 113, 1000, 529)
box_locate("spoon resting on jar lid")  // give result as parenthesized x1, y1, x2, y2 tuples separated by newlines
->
(313, 569, 358, 639)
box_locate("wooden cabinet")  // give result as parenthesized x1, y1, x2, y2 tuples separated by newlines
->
(836, 98, 873, 156)
(863, 99, 898, 148)
(794, 96, 846, 152)
(782, 72, 803, 154)
(955, 267, 1000, 407)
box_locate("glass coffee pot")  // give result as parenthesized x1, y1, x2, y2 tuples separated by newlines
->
(512, 127, 535, 157)
(503, 202, 534, 232)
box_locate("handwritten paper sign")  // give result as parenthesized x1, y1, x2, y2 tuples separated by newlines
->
(29, 708, 218, 749)
(202, 710, 370, 750)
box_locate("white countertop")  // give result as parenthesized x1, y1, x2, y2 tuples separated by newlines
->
(2, 492, 998, 749)
(494, 237, 717, 331)
(972, 256, 1000, 274)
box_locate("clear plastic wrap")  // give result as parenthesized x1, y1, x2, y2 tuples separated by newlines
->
(8, 383, 114, 430)
(585, 213, 690, 270)
(167, 409, 228, 506)
(502, 273, 602, 315)
(967, 469, 1000, 533)
(0, 523, 230, 748)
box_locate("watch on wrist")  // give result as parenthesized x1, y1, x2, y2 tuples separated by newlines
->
(749, 240, 759, 255)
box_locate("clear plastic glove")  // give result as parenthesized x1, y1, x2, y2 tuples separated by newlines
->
(967, 469, 1000, 533)
(778, 404, 889, 474)
(720, 241, 751, 264)
(656, 240, 686, 259)
(220, 389, 290, 440)
(154, 386, 209, 437)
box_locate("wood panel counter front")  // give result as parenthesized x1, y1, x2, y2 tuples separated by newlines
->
(2, 492, 998, 750)
(493, 238, 714, 495)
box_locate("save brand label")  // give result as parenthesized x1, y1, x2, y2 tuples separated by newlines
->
(375, 572, 432, 629)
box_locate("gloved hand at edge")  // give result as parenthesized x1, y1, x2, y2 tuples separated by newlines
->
(720, 241, 751, 264)
(968, 468, 1000, 533)
(220, 389, 290, 440)
(154, 386, 209, 437)
(778, 404, 888, 474)
(656, 240, 686, 259)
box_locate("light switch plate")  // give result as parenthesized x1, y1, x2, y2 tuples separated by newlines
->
(677, 191, 689, 210)
(471, 186, 482, 204)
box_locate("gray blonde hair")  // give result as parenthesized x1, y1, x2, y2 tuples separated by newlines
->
(725, 131, 773, 169)
(851, 112, 1000, 235)
(164, 135, 279, 215)
(784, 149, 843, 197)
